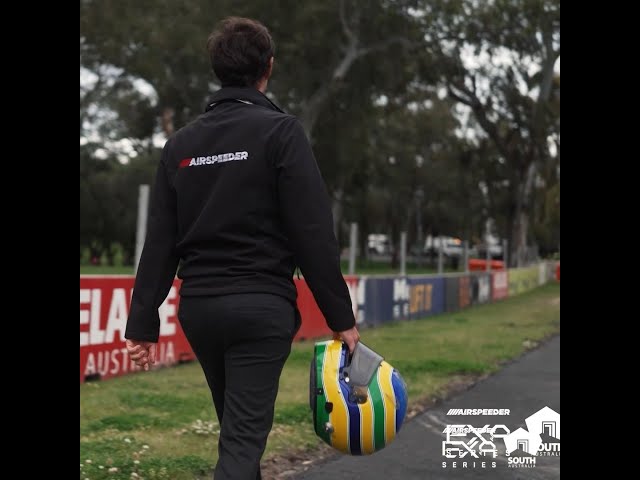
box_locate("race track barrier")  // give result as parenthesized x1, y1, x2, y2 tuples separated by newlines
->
(80, 276, 194, 384)
(80, 262, 554, 383)
(444, 274, 472, 312)
(508, 267, 539, 296)
(407, 276, 446, 320)
(361, 276, 406, 326)
(294, 275, 360, 340)
(471, 273, 492, 305)
(491, 270, 509, 301)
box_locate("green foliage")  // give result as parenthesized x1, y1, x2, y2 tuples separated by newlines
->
(111, 243, 125, 267)
(80, 0, 560, 263)
(418, 0, 561, 264)
(80, 247, 92, 265)
(81, 265, 134, 274)
(80, 145, 158, 260)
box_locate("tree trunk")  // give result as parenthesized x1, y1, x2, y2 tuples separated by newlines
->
(512, 210, 530, 267)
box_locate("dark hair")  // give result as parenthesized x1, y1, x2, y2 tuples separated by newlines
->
(207, 17, 275, 87)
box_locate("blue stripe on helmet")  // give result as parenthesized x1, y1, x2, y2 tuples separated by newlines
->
(339, 346, 362, 455)
(391, 369, 408, 432)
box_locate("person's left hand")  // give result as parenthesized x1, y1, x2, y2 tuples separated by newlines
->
(333, 326, 360, 353)
(125, 339, 157, 371)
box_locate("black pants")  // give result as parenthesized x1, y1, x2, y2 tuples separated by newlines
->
(178, 293, 299, 480)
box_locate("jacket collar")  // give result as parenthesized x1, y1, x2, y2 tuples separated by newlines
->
(206, 86, 285, 113)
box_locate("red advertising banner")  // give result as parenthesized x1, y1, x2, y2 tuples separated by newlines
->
(81, 275, 360, 383)
(458, 276, 471, 309)
(80, 276, 195, 384)
(491, 270, 509, 300)
(292, 275, 360, 341)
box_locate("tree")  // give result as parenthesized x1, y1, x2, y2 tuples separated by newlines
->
(81, 0, 428, 244)
(80, 0, 560, 266)
(80, 145, 158, 263)
(418, 0, 560, 266)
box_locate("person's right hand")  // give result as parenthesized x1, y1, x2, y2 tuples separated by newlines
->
(334, 326, 360, 353)
(125, 339, 157, 371)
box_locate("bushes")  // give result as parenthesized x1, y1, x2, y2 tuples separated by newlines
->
(80, 243, 129, 267)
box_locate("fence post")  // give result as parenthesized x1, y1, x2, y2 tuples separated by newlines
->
(134, 184, 150, 275)
(400, 232, 407, 276)
(438, 235, 444, 274)
(348, 222, 358, 275)
(485, 238, 491, 272)
(464, 240, 469, 273)
(503, 239, 509, 268)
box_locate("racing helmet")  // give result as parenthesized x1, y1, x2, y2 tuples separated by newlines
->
(310, 339, 408, 455)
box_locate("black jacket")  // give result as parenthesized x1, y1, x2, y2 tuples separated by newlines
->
(125, 87, 355, 342)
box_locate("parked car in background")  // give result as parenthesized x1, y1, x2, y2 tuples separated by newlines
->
(424, 235, 464, 268)
(475, 234, 504, 260)
(368, 234, 393, 255)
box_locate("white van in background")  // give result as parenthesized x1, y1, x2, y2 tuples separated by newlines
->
(367, 234, 393, 255)
(423, 235, 464, 258)
(476, 233, 504, 259)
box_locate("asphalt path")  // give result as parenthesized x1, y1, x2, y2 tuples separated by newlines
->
(298, 336, 560, 480)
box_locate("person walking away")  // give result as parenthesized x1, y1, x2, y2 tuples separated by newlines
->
(124, 16, 360, 479)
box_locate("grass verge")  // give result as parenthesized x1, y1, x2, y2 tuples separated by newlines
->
(80, 283, 560, 479)
(80, 261, 461, 276)
(80, 265, 134, 275)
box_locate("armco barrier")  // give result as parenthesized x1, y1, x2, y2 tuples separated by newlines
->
(80, 276, 194, 384)
(492, 270, 509, 300)
(406, 276, 445, 320)
(471, 273, 491, 305)
(508, 267, 539, 296)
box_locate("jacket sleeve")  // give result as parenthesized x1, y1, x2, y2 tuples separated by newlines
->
(273, 117, 355, 332)
(125, 145, 180, 343)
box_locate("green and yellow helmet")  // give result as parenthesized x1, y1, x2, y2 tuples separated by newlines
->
(309, 340, 408, 455)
